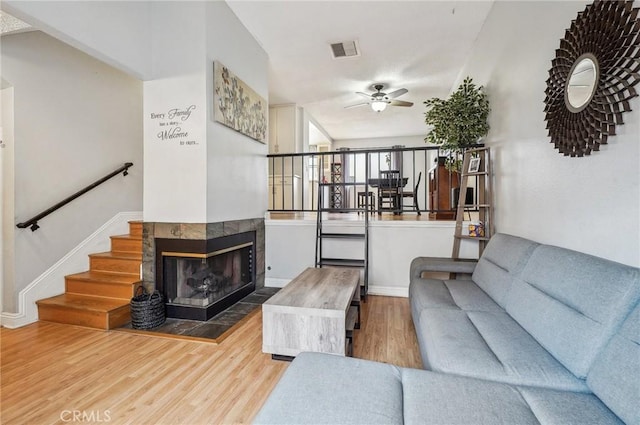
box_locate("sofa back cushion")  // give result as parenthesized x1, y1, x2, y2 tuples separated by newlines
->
(505, 245, 640, 379)
(587, 302, 640, 425)
(471, 234, 538, 308)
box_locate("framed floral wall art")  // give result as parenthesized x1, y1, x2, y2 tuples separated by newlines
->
(213, 61, 267, 143)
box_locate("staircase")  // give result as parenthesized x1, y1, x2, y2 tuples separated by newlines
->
(36, 221, 143, 330)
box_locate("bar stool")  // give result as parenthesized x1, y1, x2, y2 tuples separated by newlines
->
(357, 191, 374, 213)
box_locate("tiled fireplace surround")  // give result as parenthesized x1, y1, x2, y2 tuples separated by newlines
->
(141, 218, 266, 297)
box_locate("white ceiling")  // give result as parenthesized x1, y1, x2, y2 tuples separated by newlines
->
(1, 2, 494, 143)
(0, 10, 31, 35)
(227, 1, 494, 142)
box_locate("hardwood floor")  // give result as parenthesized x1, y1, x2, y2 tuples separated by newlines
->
(354, 295, 423, 368)
(1, 295, 421, 425)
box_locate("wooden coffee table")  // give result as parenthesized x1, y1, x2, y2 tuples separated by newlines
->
(262, 267, 360, 359)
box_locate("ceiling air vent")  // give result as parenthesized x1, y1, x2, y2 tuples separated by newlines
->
(330, 40, 360, 59)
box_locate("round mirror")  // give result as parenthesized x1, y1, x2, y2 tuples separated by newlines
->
(565, 53, 599, 113)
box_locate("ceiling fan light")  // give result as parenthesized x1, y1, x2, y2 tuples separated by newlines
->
(371, 100, 387, 112)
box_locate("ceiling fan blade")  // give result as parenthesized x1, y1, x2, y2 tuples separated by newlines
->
(356, 92, 373, 99)
(345, 102, 370, 109)
(386, 88, 408, 99)
(389, 100, 414, 107)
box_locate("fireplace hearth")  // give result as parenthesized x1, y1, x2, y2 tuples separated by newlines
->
(155, 231, 256, 321)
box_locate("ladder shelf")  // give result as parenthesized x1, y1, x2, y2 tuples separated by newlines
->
(452, 147, 494, 259)
(315, 158, 370, 301)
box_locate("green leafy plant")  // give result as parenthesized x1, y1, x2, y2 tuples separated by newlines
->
(424, 77, 490, 171)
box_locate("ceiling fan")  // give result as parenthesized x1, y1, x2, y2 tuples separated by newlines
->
(346, 84, 414, 112)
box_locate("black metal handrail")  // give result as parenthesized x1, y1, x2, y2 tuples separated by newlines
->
(267, 144, 484, 214)
(16, 162, 134, 231)
(267, 146, 438, 214)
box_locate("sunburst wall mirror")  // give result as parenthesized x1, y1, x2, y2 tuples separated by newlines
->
(544, 0, 640, 157)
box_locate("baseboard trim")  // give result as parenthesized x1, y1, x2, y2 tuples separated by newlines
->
(368, 285, 408, 298)
(264, 277, 290, 288)
(0, 312, 28, 329)
(0, 211, 142, 329)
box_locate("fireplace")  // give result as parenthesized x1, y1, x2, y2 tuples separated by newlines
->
(155, 231, 256, 321)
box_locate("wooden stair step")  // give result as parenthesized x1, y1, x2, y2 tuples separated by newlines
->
(37, 294, 131, 330)
(89, 252, 142, 275)
(65, 271, 142, 299)
(110, 234, 143, 253)
(128, 220, 143, 237)
(37, 293, 128, 310)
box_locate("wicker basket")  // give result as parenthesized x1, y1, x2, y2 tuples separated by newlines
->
(130, 287, 166, 329)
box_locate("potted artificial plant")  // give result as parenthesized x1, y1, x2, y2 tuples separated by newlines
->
(424, 77, 490, 171)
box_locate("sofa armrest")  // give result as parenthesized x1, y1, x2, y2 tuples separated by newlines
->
(410, 257, 478, 280)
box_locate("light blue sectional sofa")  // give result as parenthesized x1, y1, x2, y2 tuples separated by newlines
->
(254, 233, 639, 425)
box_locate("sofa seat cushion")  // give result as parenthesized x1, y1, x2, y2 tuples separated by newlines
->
(410, 278, 504, 316)
(402, 368, 622, 425)
(255, 353, 623, 425)
(253, 352, 404, 425)
(401, 368, 539, 425)
(416, 309, 589, 392)
(517, 387, 623, 425)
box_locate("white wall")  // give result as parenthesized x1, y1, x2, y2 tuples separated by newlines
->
(141, 1, 268, 224)
(205, 1, 269, 223)
(143, 2, 208, 223)
(143, 75, 208, 223)
(1, 31, 143, 312)
(458, 1, 639, 267)
(3, 0, 152, 79)
(265, 219, 478, 295)
(1, 87, 16, 316)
